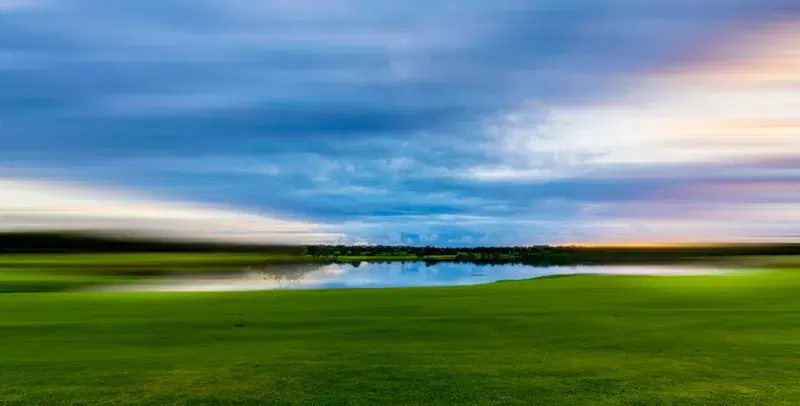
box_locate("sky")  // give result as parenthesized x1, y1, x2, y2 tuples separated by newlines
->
(0, 0, 798, 246)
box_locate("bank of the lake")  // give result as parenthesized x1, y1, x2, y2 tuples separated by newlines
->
(3, 251, 787, 292)
(1, 271, 798, 404)
(98, 262, 725, 292)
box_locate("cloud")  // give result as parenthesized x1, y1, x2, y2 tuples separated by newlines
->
(475, 22, 799, 180)
(456, 21, 800, 243)
(465, 166, 562, 181)
(0, 0, 39, 11)
(0, 2, 798, 246)
(0, 178, 342, 243)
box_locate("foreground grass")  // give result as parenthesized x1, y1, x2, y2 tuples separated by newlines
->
(1, 271, 799, 404)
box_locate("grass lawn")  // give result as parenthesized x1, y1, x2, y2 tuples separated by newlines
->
(1, 271, 799, 404)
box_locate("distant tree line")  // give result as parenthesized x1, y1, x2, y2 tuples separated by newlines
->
(305, 244, 800, 265)
(2, 232, 798, 266)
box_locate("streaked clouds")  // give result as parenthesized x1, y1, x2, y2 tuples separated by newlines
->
(486, 23, 798, 161)
(0, 0, 797, 245)
(0, 178, 341, 243)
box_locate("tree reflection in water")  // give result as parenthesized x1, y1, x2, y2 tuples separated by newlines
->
(250, 264, 320, 288)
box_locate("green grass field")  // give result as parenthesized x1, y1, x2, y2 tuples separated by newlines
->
(1, 271, 798, 404)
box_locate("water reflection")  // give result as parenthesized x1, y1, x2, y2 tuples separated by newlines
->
(98, 262, 723, 292)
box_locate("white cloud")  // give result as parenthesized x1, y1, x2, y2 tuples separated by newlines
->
(471, 22, 800, 181)
(0, 0, 40, 11)
(0, 178, 342, 243)
(465, 166, 562, 181)
(452, 22, 800, 244)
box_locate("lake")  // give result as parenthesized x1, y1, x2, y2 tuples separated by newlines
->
(98, 261, 726, 292)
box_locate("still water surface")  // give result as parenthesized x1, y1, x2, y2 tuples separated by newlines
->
(100, 262, 725, 292)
